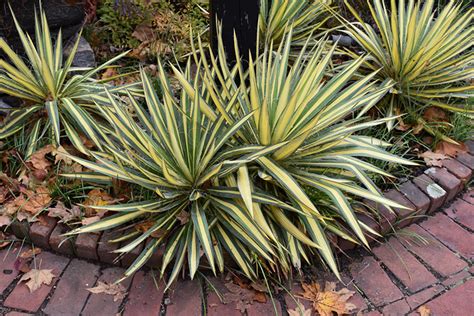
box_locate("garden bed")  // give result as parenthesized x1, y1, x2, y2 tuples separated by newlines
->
(4, 141, 474, 268)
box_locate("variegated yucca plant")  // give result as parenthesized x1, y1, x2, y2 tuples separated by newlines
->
(0, 7, 133, 155)
(65, 31, 415, 286)
(260, 0, 333, 51)
(343, 0, 473, 131)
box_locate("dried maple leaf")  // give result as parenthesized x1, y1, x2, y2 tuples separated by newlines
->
(434, 141, 467, 158)
(19, 186, 52, 214)
(48, 202, 82, 223)
(418, 151, 448, 167)
(417, 305, 431, 316)
(28, 145, 54, 170)
(288, 304, 312, 316)
(132, 24, 155, 42)
(301, 282, 356, 316)
(51, 145, 73, 165)
(20, 268, 55, 292)
(83, 189, 115, 216)
(87, 281, 127, 302)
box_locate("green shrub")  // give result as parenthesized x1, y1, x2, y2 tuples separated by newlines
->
(65, 31, 415, 285)
(343, 0, 473, 133)
(89, 0, 208, 62)
(0, 6, 133, 155)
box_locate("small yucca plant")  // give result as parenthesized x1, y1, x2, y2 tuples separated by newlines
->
(173, 31, 416, 277)
(64, 66, 263, 287)
(0, 6, 133, 155)
(65, 30, 415, 286)
(343, 0, 473, 131)
(260, 0, 333, 50)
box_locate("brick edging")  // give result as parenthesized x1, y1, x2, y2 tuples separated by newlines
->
(6, 141, 474, 268)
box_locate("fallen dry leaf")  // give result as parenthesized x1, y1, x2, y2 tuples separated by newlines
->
(434, 141, 467, 158)
(51, 145, 73, 165)
(423, 107, 448, 123)
(48, 202, 82, 223)
(81, 216, 101, 226)
(3, 186, 51, 216)
(418, 151, 448, 167)
(223, 280, 268, 313)
(417, 305, 431, 316)
(0, 232, 11, 249)
(301, 282, 356, 316)
(20, 268, 55, 292)
(0, 215, 11, 227)
(20, 248, 42, 259)
(288, 304, 312, 316)
(28, 145, 54, 171)
(176, 210, 190, 225)
(83, 189, 115, 216)
(87, 281, 127, 302)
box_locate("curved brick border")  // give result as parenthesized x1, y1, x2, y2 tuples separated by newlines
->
(6, 141, 474, 270)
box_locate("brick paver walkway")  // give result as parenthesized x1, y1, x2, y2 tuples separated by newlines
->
(1, 189, 473, 315)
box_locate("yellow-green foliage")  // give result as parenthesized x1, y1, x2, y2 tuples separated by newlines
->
(65, 31, 415, 286)
(0, 7, 134, 155)
(344, 0, 473, 130)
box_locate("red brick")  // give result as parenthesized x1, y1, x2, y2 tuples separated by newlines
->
(373, 238, 437, 292)
(97, 230, 120, 265)
(456, 152, 474, 170)
(341, 275, 369, 312)
(5, 312, 33, 316)
(167, 280, 203, 316)
(442, 270, 471, 288)
(420, 213, 474, 260)
(424, 167, 462, 201)
(425, 279, 474, 315)
(398, 181, 431, 215)
(0, 245, 24, 292)
(444, 199, 474, 230)
(246, 299, 282, 316)
(121, 240, 144, 267)
(29, 215, 57, 249)
(465, 140, 474, 155)
(75, 232, 101, 261)
(123, 270, 165, 316)
(349, 257, 403, 307)
(406, 285, 444, 310)
(338, 238, 357, 252)
(358, 213, 382, 241)
(82, 267, 133, 316)
(461, 188, 474, 204)
(400, 224, 467, 277)
(49, 223, 75, 256)
(442, 159, 473, 182)
(364, 312, 382, 316)
(207, 277, 244, 316)
(4, 252, 70, 312)
(363, 199, 397, 234)
(413, 174, 447, 213)
(384, 189, 417, 227)
(145, 238, 165, 268)
(43, 259, 100, 315)
(382, 299, 410, 316)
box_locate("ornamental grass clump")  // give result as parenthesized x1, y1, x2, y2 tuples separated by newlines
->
(343, 0, 473, 131)
(260, 0, 333, 49)
(65, 31, 415, 286)
(0, 7, 134, 155)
